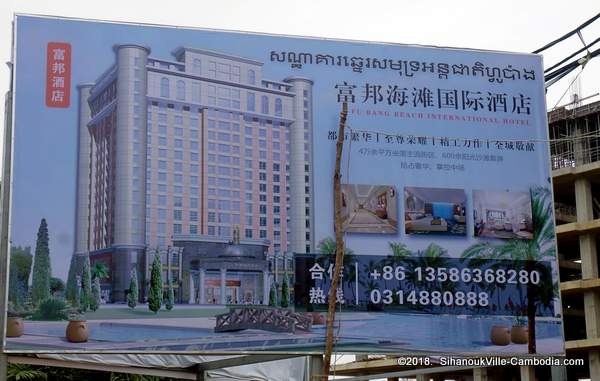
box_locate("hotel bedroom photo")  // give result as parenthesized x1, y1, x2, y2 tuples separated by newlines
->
(404, 187, 467, 236)
(473, 189, 534, 240)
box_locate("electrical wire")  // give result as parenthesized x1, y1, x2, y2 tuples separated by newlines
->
(533, 12, 600, 54)
(544, 36, 600, 73)
(545, 45, 600, 83)
(343, 125, 598, 144)
(551, 67, 586, 111)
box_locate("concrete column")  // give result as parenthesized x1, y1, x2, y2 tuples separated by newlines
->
(220, 268, 227, 305)
(575, 177, 600, 381)
(254, 273, 260, 304)
(584, 291, 600, 338)
(283, 77, 314, 253)
(199, 269, 206, 304)
(306, 355, 323, 381)
(590, 351, 600, 381)
(520, 365, 535, 381)
(550, 365, 567, 381)
(263, 270, 270, 305)
(113, 45, 149, 247)
(575, 178, 598, 278)
(188, 273, 195, 304)
(473, 367, 488, 381)
(274, 252, 278, 286)
(74, 83, 94, 255)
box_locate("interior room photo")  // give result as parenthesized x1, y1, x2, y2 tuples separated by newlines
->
(404, 187, 467, 236)
(472, 189, 533, 240)
(340, 184, 398, 234)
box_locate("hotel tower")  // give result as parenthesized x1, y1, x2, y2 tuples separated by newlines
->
(74, 44, 314, 302)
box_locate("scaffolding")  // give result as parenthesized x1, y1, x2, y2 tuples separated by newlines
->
(549, 100, 600, 170)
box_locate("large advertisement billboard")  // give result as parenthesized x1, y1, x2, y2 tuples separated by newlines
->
(4, 14, 563, 355)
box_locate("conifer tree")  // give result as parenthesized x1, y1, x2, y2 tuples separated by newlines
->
(280, 274, 290, 308)
(90, 277, 101, 311)
(65, 255, 78, 304)
(79, 255, 92, 311)
(31, 219, 51, 304)
(269, 282, 277, 307)
(148, 249, 163, 313)
(127, 268, 139, 309)
(165, 279, 174, 311)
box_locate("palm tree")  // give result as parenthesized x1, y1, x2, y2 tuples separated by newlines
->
(362, 259, 382, 311)
(405, 243, 455, 312)
(91, 261, 109, 281)
(461, 186, 557, 353)
(317, 237, 356, 305)
(7, 364, 47, 381)
(388, 242, 412, 287)
(389, 242, 411, 261)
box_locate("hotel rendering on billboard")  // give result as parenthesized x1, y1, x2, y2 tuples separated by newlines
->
(74, 45, 314, 303)
(6, 15, 563, 355)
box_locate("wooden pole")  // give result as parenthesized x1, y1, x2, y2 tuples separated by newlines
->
(322, 102, 348, 381)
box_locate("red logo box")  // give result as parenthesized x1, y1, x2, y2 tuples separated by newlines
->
(45, 42, 71, 108)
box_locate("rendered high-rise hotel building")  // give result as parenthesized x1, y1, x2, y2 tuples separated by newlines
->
(74, 44, 314, 302)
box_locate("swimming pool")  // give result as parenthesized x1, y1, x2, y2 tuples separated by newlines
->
(20, 313, 563, 354)
(315, 313, 563, 352)
(25, 322, 217, 342)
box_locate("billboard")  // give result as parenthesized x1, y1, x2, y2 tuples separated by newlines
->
(4, 14, 563, 355)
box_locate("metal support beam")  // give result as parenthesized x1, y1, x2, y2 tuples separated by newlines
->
(328, 365, 482, 381)
(11, 355, 304, 381)
(196, 354, 301, 372)
(8, 356, 196, 380)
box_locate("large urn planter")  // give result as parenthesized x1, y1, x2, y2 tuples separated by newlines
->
(66, 320, 89, 343)
(490, 325, 510, 346)
(6, 317, 24, 338)
(311, 313, 325, 325)
(510, 325, 528, 344)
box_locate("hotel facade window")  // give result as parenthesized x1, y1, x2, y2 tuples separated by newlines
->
(160, 77, 169, 97)
(176, 80, 185, 100)
(192, 58, 201, 74)
(261, 95, 269, 114)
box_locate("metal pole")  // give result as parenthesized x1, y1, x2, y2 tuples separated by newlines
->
(0, 62, 15, 381)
